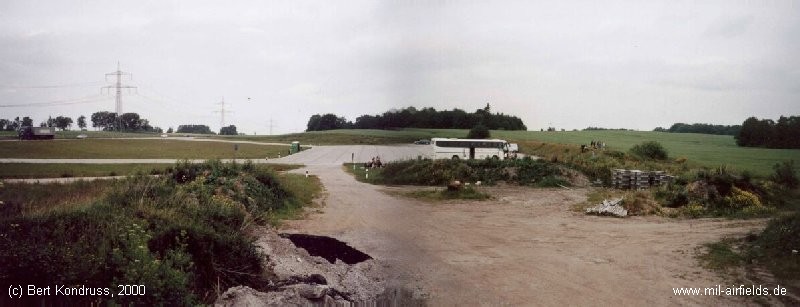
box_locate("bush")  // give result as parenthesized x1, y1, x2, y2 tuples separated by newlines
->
(747, 212, 800, 280)
(376, 159, 564, 186)
(0, 160, 304, 304)
(772, 160, 798, 189)
(722, 187, 763, 209)
(466, 124, 491, 139)
(629, 141, 668, 160)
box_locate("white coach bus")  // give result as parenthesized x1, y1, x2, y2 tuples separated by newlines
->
(430, 138, 518, 160)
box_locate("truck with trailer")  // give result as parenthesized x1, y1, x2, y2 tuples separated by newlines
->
(18, 126, 56, 140)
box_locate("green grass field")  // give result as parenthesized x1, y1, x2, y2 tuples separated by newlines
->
(490, 130, 800, 176)
(0, 139, 288, 159)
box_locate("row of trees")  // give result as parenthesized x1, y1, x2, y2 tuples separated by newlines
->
(90, 111, 161, 132)
(0, 117, 34, 131)
(306, 104, 527, 132)
(176, 125, 213, 134)
(736, 116, 800, 149)
(653, 123, 741, 135)
(0, 116, 84, 131)
(1, 112, 163, 132)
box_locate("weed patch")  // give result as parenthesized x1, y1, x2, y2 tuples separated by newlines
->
(346, 158, 567, 187)
(0, 160, 321, 305)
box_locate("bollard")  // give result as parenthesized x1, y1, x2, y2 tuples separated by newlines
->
(365, 168, 369, 180)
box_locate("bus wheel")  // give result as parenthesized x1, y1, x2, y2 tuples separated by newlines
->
(452, 155, 460, 160)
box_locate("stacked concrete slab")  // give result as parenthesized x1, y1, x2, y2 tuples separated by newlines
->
(612, 169, 672, 190)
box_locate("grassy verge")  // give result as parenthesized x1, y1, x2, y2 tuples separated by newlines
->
(343, 164, 385, 184)
(0, 160, 322, 305)
(400, 186, 491, 201)
(0, 139, 288, 159)
(698, 213, 800, 303)
(266, 173, 323, 224)
(0, 163, 303, 179)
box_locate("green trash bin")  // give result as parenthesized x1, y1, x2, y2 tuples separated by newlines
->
(290, 141, 300, 154)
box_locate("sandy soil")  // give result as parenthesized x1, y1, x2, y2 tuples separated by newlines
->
(282, 162, 770, 306)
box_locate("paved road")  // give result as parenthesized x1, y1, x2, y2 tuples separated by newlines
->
(269, 145, 430, 165)
(1, 145, 431, 165)
(0, 136, 293, 147)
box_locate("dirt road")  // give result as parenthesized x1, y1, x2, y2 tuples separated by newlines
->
(279, 152, 767, 305)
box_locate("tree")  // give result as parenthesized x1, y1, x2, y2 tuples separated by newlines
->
(119, 113, 142, 131)
(91, 111, 117, 131)
(736, 115, 799, 149)
(167, 127, 173, 133)
(311, 106, 527, 131)
(466, 124, 491, 139)
(53, 116, 73, 131)
(77, 115, 87, 130)
(306, 113, 351, 131)
(21, 116, 33, 127)
(176, 125, 213, 134)
(219, 125, 238, 135)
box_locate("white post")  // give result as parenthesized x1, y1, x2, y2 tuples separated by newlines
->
(365, 168, 369, 180)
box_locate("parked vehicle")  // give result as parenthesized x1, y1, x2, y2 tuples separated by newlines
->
(430, 138, 518, 160)
(76, 134, 88, 139)
(18, 126, 55, 140)
(414, 139, 431, 145)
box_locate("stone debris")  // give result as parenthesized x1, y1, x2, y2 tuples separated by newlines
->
(585, 198, 627, 217)
(214, 228, 388, 307)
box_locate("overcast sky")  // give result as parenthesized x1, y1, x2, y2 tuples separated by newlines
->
(1, 0, 798, 134)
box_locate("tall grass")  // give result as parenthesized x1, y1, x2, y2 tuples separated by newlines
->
(0, 160, 321, 305)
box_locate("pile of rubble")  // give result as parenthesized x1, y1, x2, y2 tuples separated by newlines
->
(585, 198, 627, 217)
(214, 229, 387, 306)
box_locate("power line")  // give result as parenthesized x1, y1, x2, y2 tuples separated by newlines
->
(0, 81, 105, 89)
(0, 95, 109, 108)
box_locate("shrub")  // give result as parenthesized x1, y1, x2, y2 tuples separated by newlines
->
(747, 212, 800, 280)
(377, 159, 564, 187)
(466, 124, 491, 139)
(0, 160, 304, 304)
(629, 141, 668, 160)
(772, 160, 798, 189)
(623, 191, 662, 215)
(722, 187, 762, 209)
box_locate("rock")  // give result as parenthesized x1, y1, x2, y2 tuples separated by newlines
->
(307, 273, 328, 285)
(295, 284, 329, 300)
(323, 295, 337, 306)
(585, 198, 627, 217)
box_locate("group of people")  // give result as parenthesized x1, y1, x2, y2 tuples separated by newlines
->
(590, 140, 606, 149)
(580, 140, 606, 153)
(365, 156, 383, 168)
